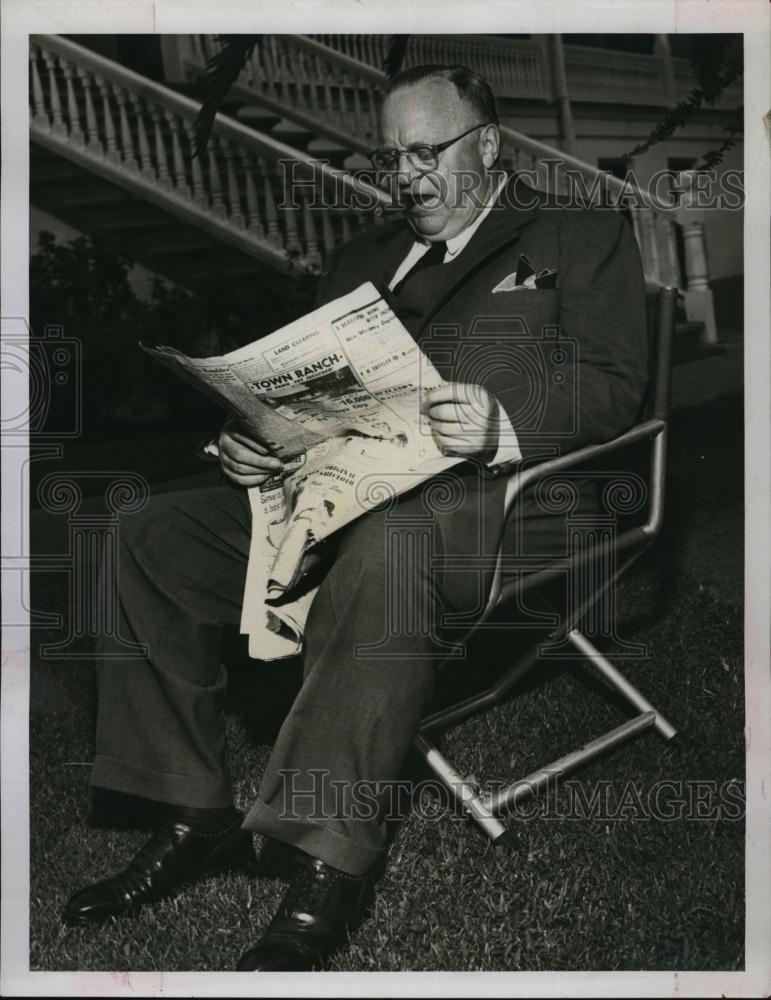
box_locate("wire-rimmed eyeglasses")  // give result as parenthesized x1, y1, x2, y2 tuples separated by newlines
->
(368, 124, 488, 173)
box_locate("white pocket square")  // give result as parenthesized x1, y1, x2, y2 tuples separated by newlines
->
(492, 273, 534, 293)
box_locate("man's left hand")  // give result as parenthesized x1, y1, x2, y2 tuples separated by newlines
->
(423, 382, 499, 459)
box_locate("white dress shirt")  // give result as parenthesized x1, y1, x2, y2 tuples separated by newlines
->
(388, 173, 521, 468)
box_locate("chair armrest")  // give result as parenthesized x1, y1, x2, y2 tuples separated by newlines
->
(502, 418, 666, 519)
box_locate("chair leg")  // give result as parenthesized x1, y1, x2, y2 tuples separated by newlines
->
(413, 733, 509, 843)
(567, 628, 678, 740)
(483, 711, 657, 814)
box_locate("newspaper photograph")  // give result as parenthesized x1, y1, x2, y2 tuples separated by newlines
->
(142, 282, 463, 658)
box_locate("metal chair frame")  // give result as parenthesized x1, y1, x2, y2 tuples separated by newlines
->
(413, 286, 680, 844)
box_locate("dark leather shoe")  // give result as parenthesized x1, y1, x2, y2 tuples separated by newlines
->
(236, 854, 380, 971)
(63, 814, 255, 926)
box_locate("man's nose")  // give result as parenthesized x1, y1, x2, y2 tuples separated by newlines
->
(394, 152, 422, 189)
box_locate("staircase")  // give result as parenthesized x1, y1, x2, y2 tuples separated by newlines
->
(31, 33, 723, 362)
(30, 34, 389, 294)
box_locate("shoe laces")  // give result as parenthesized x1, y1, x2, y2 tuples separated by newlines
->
(282, 860, 335, 918)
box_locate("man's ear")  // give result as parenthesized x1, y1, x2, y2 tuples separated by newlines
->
(480, 124, 500, 168)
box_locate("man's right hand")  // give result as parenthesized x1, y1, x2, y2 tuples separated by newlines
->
(218, 416, 283, 487)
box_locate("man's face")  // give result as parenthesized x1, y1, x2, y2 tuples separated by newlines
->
(377, 79, 498, 242)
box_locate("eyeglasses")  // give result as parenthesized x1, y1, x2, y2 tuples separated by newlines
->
(368, 124, 488, 173)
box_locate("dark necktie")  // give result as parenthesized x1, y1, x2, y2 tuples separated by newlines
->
(391, 240, 448, 297)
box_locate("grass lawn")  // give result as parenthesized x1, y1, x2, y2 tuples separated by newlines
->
(27, 394, 745, 972)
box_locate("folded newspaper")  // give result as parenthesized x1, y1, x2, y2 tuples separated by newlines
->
(142, 282, 463, 660)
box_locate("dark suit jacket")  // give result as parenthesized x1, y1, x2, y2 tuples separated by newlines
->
(317, 171, 649, 569)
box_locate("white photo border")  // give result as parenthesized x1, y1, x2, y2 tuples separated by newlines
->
(2, 1, 769, 996)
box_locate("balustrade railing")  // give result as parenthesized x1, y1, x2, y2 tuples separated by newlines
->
(563, 46, 670, 106)
(185, 34, 385, 149)
(30, 35, 389, 277)
(176, 32, 713, 321)
(34, 34, 718, 338)
(310, 34, 551, 100)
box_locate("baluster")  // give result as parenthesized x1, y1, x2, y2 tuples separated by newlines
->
(351, 77, 365, 139)
(113, 85, 138, 172)
(166, 111, 191, 199)
(321, 206, 336, 256)
(241, 41, 254, 88)
(301, 188, 321, 268)
(267, 36, 280, 100)
(207, 135, 226, 219)
(283, 45, 298, 112)
(337, 69, 349, 131)
(41, 49, 66, 138)
(282, 168, 303, 253)
(259, 158, 283, 247)
(61, 63, 84, 146)
(299, 49, 313, 117)
(322, 63, 335, 124)
(222, 138, 244, 228)
(275, 38, 288, 101)
(94, 76, 119, 163)
(495, 45, 504, 93)
(297, 47, 310, 111)
(183, 120, 208, 208)
(410, 36, 422, 71)
(658, 215, 682, 288)
(249, 43, 264, 96)
(30, 48, 49, 129)
(149, 106, 171, 190)
(307, 55, 324, 120)
(240, 149, 263, 236)
(364, 85, 378, 145)
(129, 94, 155, 179)
(459, 40, 471, 82)
(77, 66, 103, 156)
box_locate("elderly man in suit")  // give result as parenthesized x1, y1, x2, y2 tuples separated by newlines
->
(63, 63, 647, 970)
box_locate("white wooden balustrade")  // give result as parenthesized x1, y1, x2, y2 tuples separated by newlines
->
(30, 35, 390, 278)
(180, 33, 708, 321)
(308, 34, 551, 101)
(34, 32, 718, 339)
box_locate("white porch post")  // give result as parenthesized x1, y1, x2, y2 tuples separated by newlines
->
(673, 170, 718, 344)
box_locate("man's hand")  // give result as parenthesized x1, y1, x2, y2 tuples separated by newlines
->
(218, 416, 283, 487)
(422, 382, 500, 459)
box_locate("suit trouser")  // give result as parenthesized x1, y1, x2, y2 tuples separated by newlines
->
(90, 465, 505, 875)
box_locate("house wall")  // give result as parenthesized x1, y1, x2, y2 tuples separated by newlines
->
(502, 103, 743, 282)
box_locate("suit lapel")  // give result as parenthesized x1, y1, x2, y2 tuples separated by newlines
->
(415, 172, 542, 334)
(341, 173, 543, 330)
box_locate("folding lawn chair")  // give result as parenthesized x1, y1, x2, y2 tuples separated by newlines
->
(413, 285, 680, 845)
